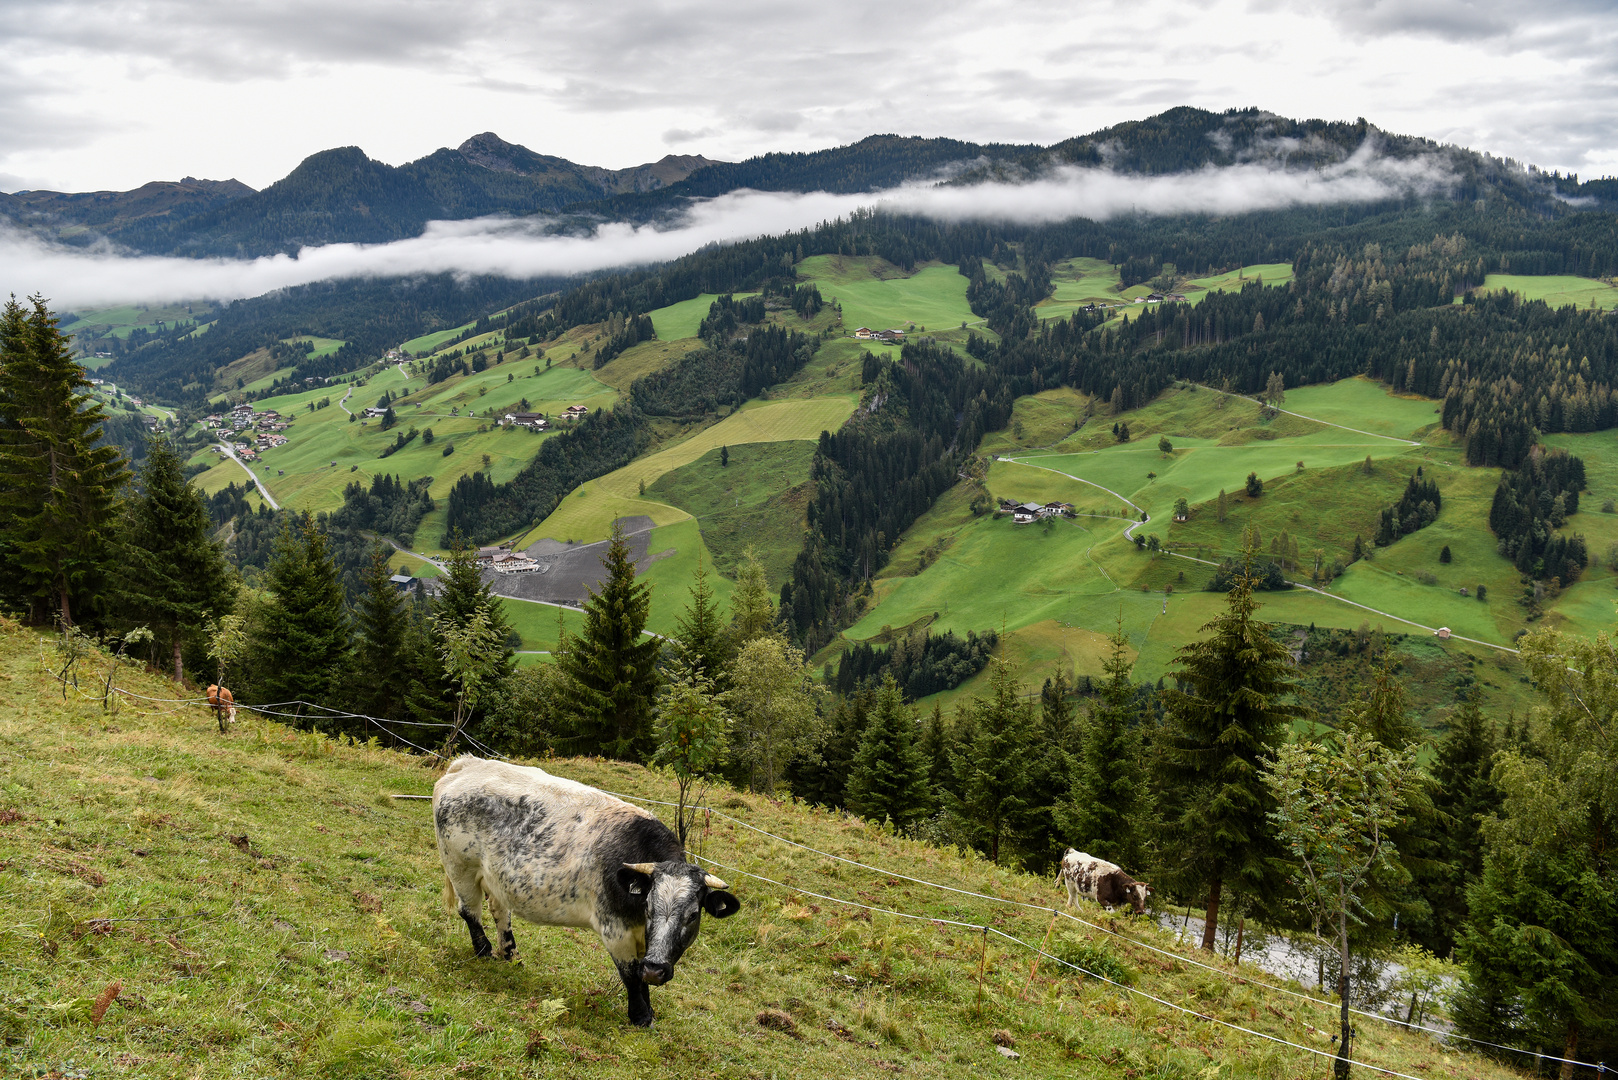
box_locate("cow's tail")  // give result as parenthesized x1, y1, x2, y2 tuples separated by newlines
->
(442, 876, 458, 915)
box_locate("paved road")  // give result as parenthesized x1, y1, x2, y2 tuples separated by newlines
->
(338, 385, 354, 417)
(215, 444, 280, 510)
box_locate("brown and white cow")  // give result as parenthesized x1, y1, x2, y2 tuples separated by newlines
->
(433, 756, 741, 1027)
(1058, 849, 1151, 915)
(206, 685, 236, 733)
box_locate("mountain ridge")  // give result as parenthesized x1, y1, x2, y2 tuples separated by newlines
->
(5, 108, 1614, 260)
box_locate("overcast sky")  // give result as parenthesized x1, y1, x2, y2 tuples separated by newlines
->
(2, 0, 1615, 194)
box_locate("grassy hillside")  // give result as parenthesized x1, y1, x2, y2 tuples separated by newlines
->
(529, 397, 857, 547)
(797, 256, 976, 332)
(1478, 272, 1618, 311)
(647, 441, 816, 587)
(1034, 260, 1296, 322)
(0, 619, 1526, 1080)
(838, 377, 1587, 717)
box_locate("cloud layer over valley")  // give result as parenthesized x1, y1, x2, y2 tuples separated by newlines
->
(3, 147, 1455, 309)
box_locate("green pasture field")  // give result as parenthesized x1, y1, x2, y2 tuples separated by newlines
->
(3, 623, 1527, 1080)
(771, 336, 869, 399)
(1013, 422, 1416, 528)
(399, 319, 479, 355)
(591, 337, 705, 390)
(1181, 263, 1296, 300)
(530, 396, 857, 546)
(647, 441, 815, 587)
(501, 597, 583, 655)
(283, 335, 345, 358)
(979, 387, 1094, 455)
(1034, 258, 1124, 320)
(59, 301, 212, 342)
(848, 376, 1602, 704)
(647, 292, 758, 341)
(796, 256, 976, 333)
(201, 360, 614, 529)
(1480, 273, 1618, 311)
(597, 396, 856, 501)
(404, 357, 613, 421)
(1280, 377, 1439, 440)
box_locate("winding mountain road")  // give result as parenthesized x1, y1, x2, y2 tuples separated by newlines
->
(215, 444, 280, 510)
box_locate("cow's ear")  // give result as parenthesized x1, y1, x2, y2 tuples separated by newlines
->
(617, 866, 652, 897)
(702, 890, 741, 919)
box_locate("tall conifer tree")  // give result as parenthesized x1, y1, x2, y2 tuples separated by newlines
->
(846, 676, 933, 831)
(674, 551, 731, 687)
(1158, 569, 1304, 950)
(556, 519, 661, 759)
(118, 435, 233, 683)
(0, 296, 129, 625)
(948, 660, 1041, 864)
(354, 542, 410, 721)
(1060, 619, 1147, 867)
(256, 515, 351, 717)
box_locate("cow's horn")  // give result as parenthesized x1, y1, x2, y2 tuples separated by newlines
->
(703, 873, 728, 890)
(623, 862, 657, 875)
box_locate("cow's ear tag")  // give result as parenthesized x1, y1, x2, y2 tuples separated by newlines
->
(617, 865, 652, 896)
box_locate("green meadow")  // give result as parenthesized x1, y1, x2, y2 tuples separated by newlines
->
(648, 441, 816, 588)
(1033, 261, 1297, 322)
(530, 396, 857, 547)
(1181, 262, 1296, 300)
(796, 256, 976, 332)
(59, 301, 213, 343)
(842, 376, 1607, 706)
(647, 292, 758, 341)
(1480, 272, 1618, 311)
(1035, 258, 1125, 320)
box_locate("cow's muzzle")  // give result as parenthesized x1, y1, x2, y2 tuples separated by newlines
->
(640, 961, 674, 986)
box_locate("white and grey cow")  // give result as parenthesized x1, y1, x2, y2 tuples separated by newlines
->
(433, 756, 741, 1027)
(1058, 848, 1151, 915)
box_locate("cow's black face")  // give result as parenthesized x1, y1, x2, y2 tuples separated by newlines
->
(619, 861, 740, 985)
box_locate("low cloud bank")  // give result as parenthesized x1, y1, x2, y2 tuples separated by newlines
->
(3, 145, 1453, 309)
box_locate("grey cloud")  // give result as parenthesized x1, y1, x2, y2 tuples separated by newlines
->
(0, 146, 1458, 308)
(663, 127, 719, 145)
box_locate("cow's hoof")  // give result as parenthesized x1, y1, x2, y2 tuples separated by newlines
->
(629, 1015, 654, 1029)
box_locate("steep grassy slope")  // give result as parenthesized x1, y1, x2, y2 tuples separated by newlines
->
(0, 620, 1526, 1080)
(647, 442, 815, 587)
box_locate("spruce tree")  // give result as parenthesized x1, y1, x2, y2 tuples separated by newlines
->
(556, 519, 661, 759)
(354, 542, 410, 721)
(117, 435, 234, 682)
(1410, 700, 1500, 955)
(846, 676, 933, 831)
(920, 701, 952, 801)
(1343, 659, 1420, 748)
(255, 514, 352, 718)
(434, 536, 514, 681)
(1059, 619, 1146, 868)
(674, 551, 731, 687)
(948, 659, 1041, 864)
(1158, 568, 1305, 950)
(729, 545, 776, 643)
(785, 686, 869, 809)
(0, 296, 129, 626)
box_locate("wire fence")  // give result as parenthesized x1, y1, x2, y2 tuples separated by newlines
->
(48, 670, 1605, 1075)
